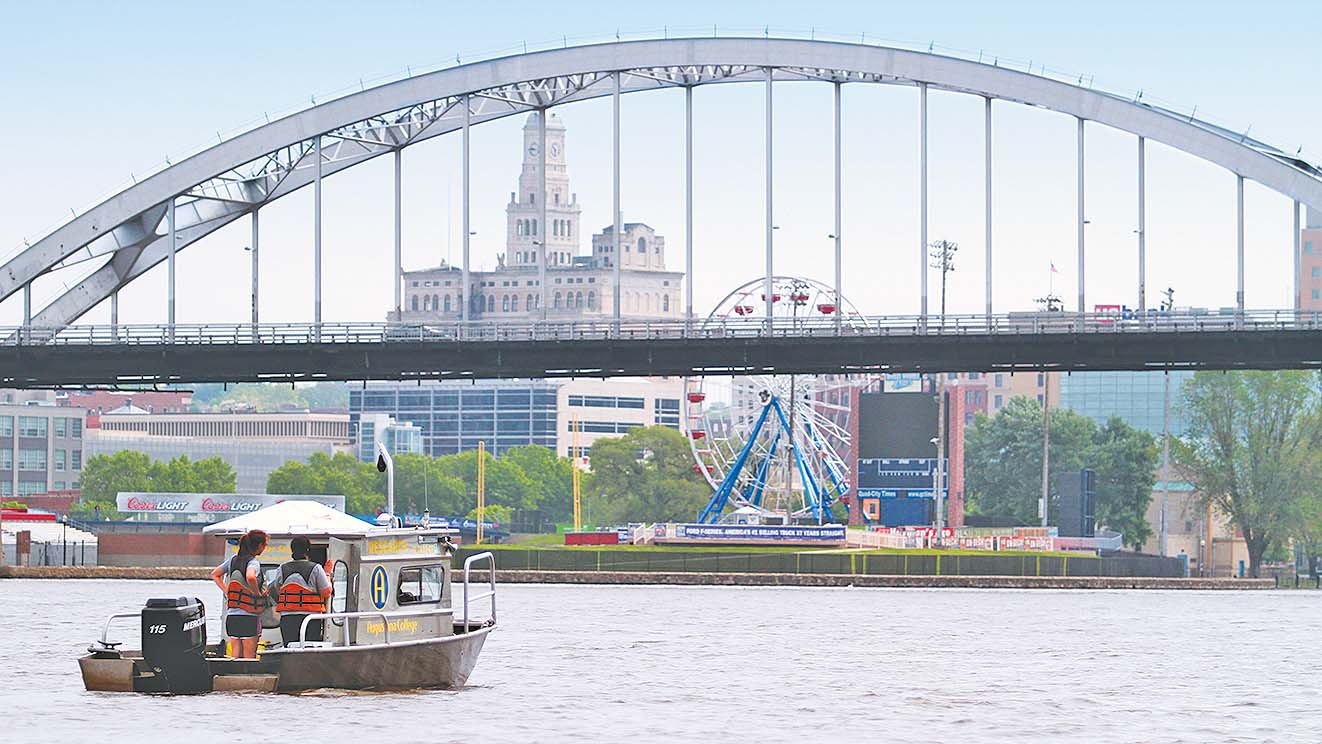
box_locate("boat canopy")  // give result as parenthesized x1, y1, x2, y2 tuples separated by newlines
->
(202, 500, 377, 538)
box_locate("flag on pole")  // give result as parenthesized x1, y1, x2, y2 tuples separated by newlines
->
(1050, 262, 1059, 274)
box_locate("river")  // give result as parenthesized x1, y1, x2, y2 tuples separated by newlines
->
(2, 579, 1319, 742)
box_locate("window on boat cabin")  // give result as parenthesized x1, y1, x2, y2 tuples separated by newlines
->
(397, 566, 444, 605)
(331, 561, 349, 622)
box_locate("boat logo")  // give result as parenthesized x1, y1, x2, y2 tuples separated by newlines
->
(182, 617, 205, 632)
(370, 566, 389, 609)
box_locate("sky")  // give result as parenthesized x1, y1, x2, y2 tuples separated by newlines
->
(1, 0, 1318, 327)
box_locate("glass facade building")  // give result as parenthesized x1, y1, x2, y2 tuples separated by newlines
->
(351, 381, 559, 457)
(1058, 371, 1193, 436)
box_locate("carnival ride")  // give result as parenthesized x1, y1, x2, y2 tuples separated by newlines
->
(686, 277, 874, 524)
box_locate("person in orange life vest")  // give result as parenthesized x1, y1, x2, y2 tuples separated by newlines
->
(209, 529, 268, 659)
(275, 536, 333, 646)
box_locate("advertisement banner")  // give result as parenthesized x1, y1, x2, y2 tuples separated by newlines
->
(674, 524, 847, 542)
(116, 492, 346, 515)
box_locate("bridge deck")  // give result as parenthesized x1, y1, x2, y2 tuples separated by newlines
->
(1, 312, 1319, 386)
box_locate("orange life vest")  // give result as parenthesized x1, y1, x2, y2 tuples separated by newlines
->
(276, 560, 326, 614)
(225, 557, 262, 613)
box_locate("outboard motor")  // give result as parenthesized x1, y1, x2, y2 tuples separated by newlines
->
(134, 597, 212, 693)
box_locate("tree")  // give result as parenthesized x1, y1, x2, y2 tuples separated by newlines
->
(391, 453, 467, 516)
(964, 397, 1092, 524)
(267, 451, 382, 514)
(585, 426, 710, 524)
(1175, 371, 1322, 577)
(1090, 417, 1158, 550)
(501, 445, 574, 522)
(79, 450, 154, 503)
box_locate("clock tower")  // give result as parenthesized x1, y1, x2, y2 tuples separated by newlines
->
(506, 112, 580, 268)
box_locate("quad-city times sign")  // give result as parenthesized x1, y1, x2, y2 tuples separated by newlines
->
(116, 493, 346, 518)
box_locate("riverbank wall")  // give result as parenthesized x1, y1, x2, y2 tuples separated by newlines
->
(0, 564, 1271, 589)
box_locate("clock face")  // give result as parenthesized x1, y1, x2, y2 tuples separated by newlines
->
(527, 142, 539, 157)
(550, 142, 561, 159)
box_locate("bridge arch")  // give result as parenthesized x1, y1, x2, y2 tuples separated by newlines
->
(6, 37, 1320, 328)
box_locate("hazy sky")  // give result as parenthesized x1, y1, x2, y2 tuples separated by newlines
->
(1, 0, 1318, 326)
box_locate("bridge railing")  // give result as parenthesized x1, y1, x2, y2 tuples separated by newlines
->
(3, 309, 1320, 347)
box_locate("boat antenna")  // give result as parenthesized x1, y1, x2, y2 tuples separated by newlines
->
(376, 442, 395, 525)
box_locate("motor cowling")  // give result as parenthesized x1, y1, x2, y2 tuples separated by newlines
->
(137, 596, 212, 693)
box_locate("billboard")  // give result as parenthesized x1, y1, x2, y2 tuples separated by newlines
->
(116, 492, 346, 515)
(857, 392, 941, 460)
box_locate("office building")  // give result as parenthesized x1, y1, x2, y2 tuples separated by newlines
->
(0, 403, 88, 497)
(356, 413, 424, 461)
(1058, 371, 1192, 437)
(392, 112, 683, 322)
(86, 410, 353, 492)
(1301, 207, 1322, 311)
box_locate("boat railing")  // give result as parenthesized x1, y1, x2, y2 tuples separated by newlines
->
(93, 612, 140, 649)
(294, 607, 455, 648)
(462, 551, 497, 629)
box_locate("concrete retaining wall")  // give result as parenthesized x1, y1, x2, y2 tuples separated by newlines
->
(0, 565, 1272, 589)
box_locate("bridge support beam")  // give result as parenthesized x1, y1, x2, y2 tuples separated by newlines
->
(168, 197, 176, 341)
(1138, 136, 1146, 313)
(110, 291, 118, 342)
(21, 284, 30, 344)
(314, 135, 323, 334)
(764, 67, 774, 322)
(393, 149, 402, 319)
(613, 73, 622, 323)
(920, 83, 928, 323)
(462, 95, 471, 324)
(251, 209, 259, 337)
(834, 81, 843, 332)
(985, 96, 993, 323)
(1077, 118, 1086, 313)
(686, 85, 694, 324)
(539, 108, 548, 319)
(1237, 174, 1245, 315)
(1295, 199, 1303, 312)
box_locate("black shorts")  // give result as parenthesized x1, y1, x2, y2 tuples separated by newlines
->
(225, 614, 260, 639)
(280, 614, 325, 646)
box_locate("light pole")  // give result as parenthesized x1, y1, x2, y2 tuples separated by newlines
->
(928, 240, 957, 532)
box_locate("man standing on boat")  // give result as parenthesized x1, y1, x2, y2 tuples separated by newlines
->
(274, 536, 333, 646)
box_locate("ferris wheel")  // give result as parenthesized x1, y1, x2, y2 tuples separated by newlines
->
(685, 276, 875, 524)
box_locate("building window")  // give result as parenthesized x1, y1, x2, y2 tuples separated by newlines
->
(1313, 289, 1320, 301)
(0, 450, 11, 470)
(1037, 394, 1044, 404)
(575, 291, 583, 308)
(423, 295, 432, 311)
(527, 294, 535, 311)
(18, 481, 46, 497)
(1307, 241, 1314, 254)
(444, 295, 452, 312)
(502, 295, 510, 312)
(588, 291, 597, 310)
(72, 450, 82, 470)
(487, 295, 495, 313)
(18, 449, 46, 471)
(994, 395, 1003, 408)
(411, 295, 419, 311)
(54, 449, 66, 472)
(554, 292, 562, 309)
(1036, 373, 1044, 386)
(54, 418, 67, 438)
(662, 294, 669, 312)
(0, 416, 11, 437)
(18, 416, 47, 438)
(511, 294, 519, 312)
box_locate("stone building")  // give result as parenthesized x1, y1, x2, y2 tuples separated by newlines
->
(393, 112, 683, 322)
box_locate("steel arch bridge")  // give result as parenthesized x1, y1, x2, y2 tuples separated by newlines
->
(3, 36, 1321, 385)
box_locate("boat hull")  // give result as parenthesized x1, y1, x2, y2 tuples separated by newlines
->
(79, 623, 494, 693)
(262, 623, 493, 691)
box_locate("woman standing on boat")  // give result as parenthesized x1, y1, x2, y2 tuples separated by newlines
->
(210, 530, 268, 659)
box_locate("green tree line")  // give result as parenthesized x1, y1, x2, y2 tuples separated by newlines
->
(73, 450, 238, 520)
(265, 427, 707, 526)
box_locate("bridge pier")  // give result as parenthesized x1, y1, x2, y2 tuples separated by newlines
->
(1077, 117, 1086, 313)
(613, 73, 622, 324)
(985, 96, 993, 325)
(834, 81, 842, 333)
(919, 82, 928, 324)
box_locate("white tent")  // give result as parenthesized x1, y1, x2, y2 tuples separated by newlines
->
(202, 500, 377, 537)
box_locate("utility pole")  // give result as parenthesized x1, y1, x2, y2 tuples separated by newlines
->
(929, 240, 957, 532)
(476, 441, 486, 545)
(1160, 371, 1171, 556)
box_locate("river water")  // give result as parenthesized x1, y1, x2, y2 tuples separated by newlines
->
(2, 579, 1319, 743)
